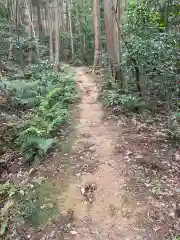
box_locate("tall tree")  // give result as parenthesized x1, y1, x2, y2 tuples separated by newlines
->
(68, 0, 74, 57)
(47, 1, 54, 61)
(36, 2, 44, 43)
(8, 0, 13, 60)
(55, 0, 60, 72)
(92, 0, 101, 74)
(104, 0, 122, 82)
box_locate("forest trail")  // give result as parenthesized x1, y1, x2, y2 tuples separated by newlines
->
(57, 67, 152, 240)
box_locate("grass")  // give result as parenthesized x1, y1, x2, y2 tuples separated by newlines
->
(18, 182, 61, 226)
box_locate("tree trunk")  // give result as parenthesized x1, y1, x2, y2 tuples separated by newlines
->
(104, 0, 123, 83)
(37, 3, 43, 43)
(69, 0, 74, 57)
(92, 0, 101, 74)
(43, 8, 49, 36)
(55, 0, 60, 72)
(8, 0, 13, 60)
(15, 0, 20, 45)
(61, 0, 64, 31)
(104, 0, 117, 76)
(47, 3, 54, 61)
(111, 0, 141, 94)
(25, 0, 39, 59)
(164, 0, 168, 32)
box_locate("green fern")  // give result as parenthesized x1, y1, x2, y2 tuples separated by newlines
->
(19, 136, 55, 163)
(1, 61, 77, 164)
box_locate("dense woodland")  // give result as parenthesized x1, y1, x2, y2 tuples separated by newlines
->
(0, 0, 180, 238)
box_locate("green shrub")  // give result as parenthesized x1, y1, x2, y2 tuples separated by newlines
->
(102, 89, 145, 112)
(168, 112, 180, 140)
(1, 61, 77, 164)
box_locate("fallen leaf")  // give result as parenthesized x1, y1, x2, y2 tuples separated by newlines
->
(1, 199, 14, 216)
(0, 221, 7, 235)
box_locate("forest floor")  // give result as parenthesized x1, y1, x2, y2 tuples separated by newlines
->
(13, 67, 180, 240)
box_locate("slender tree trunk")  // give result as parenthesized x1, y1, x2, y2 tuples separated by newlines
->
(66, 2, 69, 31)
(37, 3, 43, 43)
(69, 0, 74, 57)
(55, 0, 60, 72)
(25, 0, 36, 38)
(44, 8, 49, 36)
(111, 2, 141, 95)
(47, 3, 54, 61)
(15, 0, 20, 45)
(164, 0, 168, 32)
(60, 0, 64, 30)
(8, 0, 13, 60)
(25, 0, 39, 60)
(24, 0, 34, 64)
(92, 0, 101, 74)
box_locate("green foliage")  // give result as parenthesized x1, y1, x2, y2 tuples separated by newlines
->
(103, 0, 180, 129)
(0, 182, 18, 199)
(102, 77, 146, 112)
(167, 112, 180, 140)
(0, 3, 10, 59)
(0, 182, 20, 236)
(18, 182, 59, 226)
(0, 181, 59, 232)
(0, 61, 77, 164)
(171, 236, 180, 240)
(103, 89, 146, 112)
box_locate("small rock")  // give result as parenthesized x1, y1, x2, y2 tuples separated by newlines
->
(89, 146, 96, 152)
(76, 172, 81, 177)
(114, 144, 124, 154)
(175, 152, 180, 161)
(49, 230, 56, 238)
(145, 119, 154, 124)
(70, 230, 78, 235)
(80, 187, 86, 195)
(134, 155, 143, 160)
(81, 132, 91, 138)
(137, 124, 148, 131)
(8, 163, 20, 173)
(154, 131, 167, 138)
(41, 203, 54, 209)
(67, 223, 71, 228)
(160, 128, 169, 133)
(29, 167, 36, 175)
(153, 226, 160, 232)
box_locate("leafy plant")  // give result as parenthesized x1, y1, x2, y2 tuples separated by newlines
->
(0, 61, 77, 164)
(168, 112, 180, 140)
(171, 236, 180, 240)
(102, 89, 145, 112)
(145, 180, 162, 195)
(0, 183, 20, 237)
(18, 182, 59, 226)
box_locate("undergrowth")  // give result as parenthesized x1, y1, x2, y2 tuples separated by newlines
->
(101, 77, 146, 113)
(101, 76, 180, 142)
(0, 61, 77, 237)
(0, 179, 60, 236)
(0, 61, 77, 164)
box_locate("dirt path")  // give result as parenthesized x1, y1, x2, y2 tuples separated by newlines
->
(56, 67, 152, 240)
(4, 68, 179, 239)
(25, 67, 180, 240)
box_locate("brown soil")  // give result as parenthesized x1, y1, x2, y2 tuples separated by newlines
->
(16, 67, 180, 240)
